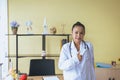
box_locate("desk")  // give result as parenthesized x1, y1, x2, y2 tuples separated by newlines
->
(28, 75, 63, 80)
(95, 68, 120, 80)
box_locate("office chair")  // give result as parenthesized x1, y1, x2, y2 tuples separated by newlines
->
(29, 59, 55, 76)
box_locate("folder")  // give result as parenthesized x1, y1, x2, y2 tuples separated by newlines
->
(43, 76, 59, 80)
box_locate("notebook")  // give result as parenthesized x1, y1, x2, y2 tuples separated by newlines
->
(43, 76, 59, 80)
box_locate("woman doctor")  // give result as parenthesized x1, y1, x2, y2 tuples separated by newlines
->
(58, 21, 96, 80)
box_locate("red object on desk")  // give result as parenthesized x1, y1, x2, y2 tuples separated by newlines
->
(19, 74, 27, 80)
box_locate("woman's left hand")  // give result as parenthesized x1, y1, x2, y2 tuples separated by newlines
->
(77, 53, 82, 61)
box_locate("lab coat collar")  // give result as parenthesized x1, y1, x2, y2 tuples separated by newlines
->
(71, 40, 87, 55)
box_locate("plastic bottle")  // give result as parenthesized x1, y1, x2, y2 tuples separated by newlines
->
(9, 58, 12, 70)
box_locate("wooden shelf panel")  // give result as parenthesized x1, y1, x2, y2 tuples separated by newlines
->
(6, 54, 60, 58)
(7, 34, 71, 36)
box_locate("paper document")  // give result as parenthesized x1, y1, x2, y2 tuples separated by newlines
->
(43, 76, 59, 80)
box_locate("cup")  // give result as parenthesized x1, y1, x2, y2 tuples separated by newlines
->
(19, 73, 27, 80)
(111, 61, 116, 67)
(41, 50, 46, 56)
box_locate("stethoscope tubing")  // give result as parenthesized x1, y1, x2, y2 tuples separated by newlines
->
(69, 40, 88, 57)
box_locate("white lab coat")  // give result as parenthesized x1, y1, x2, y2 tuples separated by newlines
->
(58, 41, 96, 80)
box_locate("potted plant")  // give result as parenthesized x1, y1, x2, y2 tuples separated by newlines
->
(10, 21, 20, 34)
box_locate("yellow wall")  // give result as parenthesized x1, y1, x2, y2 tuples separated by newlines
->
(8, 0, 120, 74)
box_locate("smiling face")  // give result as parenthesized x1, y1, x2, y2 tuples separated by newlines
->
(72, 26, 85, 44)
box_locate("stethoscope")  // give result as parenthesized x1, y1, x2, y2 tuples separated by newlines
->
(69, 40, 89, 57)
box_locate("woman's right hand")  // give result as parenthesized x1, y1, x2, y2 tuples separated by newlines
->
(77, 53, 82, 61)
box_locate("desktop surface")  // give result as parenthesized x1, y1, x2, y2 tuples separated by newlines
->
(28, 74, 63, 80)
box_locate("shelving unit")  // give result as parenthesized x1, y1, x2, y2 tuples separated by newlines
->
(8, 34, 71, 74)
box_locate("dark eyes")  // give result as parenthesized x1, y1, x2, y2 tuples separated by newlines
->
(75, 32, 84, 35)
